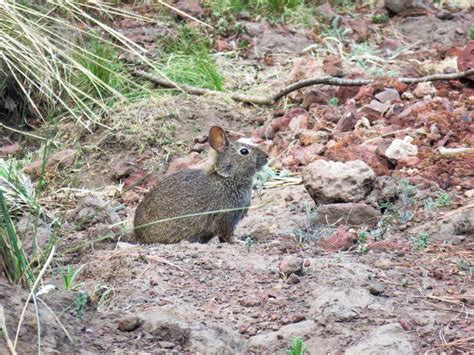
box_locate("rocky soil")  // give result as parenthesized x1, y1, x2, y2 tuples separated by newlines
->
(1, 0, 473, 354)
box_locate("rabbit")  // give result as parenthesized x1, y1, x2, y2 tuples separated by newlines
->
(133, 126, 268, 244)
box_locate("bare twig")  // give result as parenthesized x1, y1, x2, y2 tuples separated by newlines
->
(438, 147, 474, 156)
(0, 305, 16, 355)
(132, 68, 474, 105)
(14, 246, 55, 350)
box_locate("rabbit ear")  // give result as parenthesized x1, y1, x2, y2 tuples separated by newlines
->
(209, 126, 228, 152)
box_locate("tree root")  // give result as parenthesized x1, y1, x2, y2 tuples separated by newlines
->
(132, 68, 474, 106)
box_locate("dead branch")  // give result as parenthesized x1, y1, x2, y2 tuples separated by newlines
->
(438, 147, 474, 156)
(132, 68, 474, 105)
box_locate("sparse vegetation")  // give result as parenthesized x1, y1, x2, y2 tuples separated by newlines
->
(286, 337, 307, 355)
(61, 264, 85, 291)
(424, 191, 452, 210)
(411, 231, 429, 250)
(372, 14, 389, 24)
(357, 230, 368, 254)
(469, 24, 474, 40)
(0, 2, 156, 126)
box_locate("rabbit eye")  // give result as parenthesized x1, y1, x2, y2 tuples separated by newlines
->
(239, 148, 249, 156)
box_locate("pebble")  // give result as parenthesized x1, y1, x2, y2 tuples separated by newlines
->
(374, 258, 392, 270)
(287, 274, 301, 284)
(369, 282, 385, 296)
(117, 315, 143, 332)
(279, 255, 303, 276)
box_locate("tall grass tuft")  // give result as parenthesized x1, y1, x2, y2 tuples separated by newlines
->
(0, 191, 34, 286)
(0, 1, 158, 128)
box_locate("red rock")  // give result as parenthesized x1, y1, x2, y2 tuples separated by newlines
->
(174, 0, 203, 18)
(290, 143, 325, 165)
(396, 156, 420, 168)
(335, 86, 360, 104)
(316, 2, 337, 20)
(166, 152, 202, 175)
(123, 190, 140, 205)
(124, 171, 159, 190)
(23, 149, 76, 176)
(0, 142, 20, 157)
(333, 111, 358, 134)
(316, 225, 357, 252)
(457, 40, 474, 81)
(255, 108, 309, 140)
(298, 130, 328, 146)
(302, 90, 330, 109)
(349, 18, 370, 43)
(323, 54, 344, 77)
(399, 319, 413, 331)
(325, 144, 392, 176)
(353, 85, 375, 102)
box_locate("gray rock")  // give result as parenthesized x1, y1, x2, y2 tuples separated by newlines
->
(189, 322, 247, 354)
(65, 195, 120, 231)
(316, 203, 381, 227)
(279, 255, 303, 276)
(411, 204, 474, 242)
(384, 0, 428, 14)
(345, 323, 414, 354)
(368, 282, 385, 296)
(312, 288, 375, 322)
(375, 88, 400, 103)
(303, 160, 376, 203)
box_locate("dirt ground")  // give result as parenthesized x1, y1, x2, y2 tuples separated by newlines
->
(1, 1, 474, 354)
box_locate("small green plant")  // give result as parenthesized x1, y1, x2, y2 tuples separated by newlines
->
(411, 231, 429, 250)
(74, 291, 88, 319)
(434, 192, 452, 208)
(456, 258, 473, 275)
(357, 230, 368, 254)
(292, 202, 324, 244)
(424, 191, 452, 210)
(243, 235, 254, 249)
(61, 264, 85, 291)
(287, 337, 307, 355)
(158, 25, 224, 90)
(328, 97, 338, 106)
(470, 24, 474, 40)
(372, 14, 389, 24)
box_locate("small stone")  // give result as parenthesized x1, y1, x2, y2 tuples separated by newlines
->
(239, 296, 262, 307)
(401, 92, 414, 100)
(287, 274, 300, 284)
(455, 27, 464, 35)
(118, 315, 143, 332)
(364, 100, 390, 114)
(279, 255, 303, 276)
(374, 258, 392, 270)
(355, 117, 371, 130)
(112, 160, 133, 180)
(316, 225, 357, 252)
(123, 190, 140, 204)
(375, 88, 400, 103)
(464, 190, 474, 198)
(413, 82, 436, 98)
(369, 282, 385, 296)
(303, 259, 310, 267)
(158, 341, 175, 349)
(0, 142, 20, 157)
(384, 137, 418, 161)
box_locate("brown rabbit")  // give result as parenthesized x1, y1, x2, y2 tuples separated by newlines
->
(133, 126, 268, 244)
